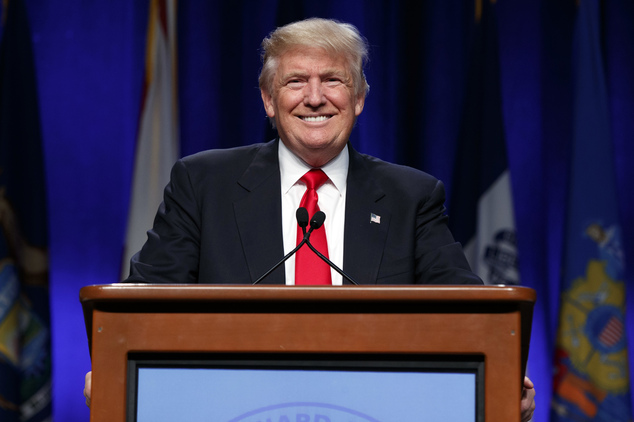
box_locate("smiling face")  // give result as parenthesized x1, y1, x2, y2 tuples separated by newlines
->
(261, 47, 365, 168)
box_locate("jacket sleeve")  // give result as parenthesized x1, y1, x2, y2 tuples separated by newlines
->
(413, 179, 483, 285)
(125, 159, 202, 284)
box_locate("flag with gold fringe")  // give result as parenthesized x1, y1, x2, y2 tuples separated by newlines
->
(551, 1, 631, 420)
(0, 0, 52, 421)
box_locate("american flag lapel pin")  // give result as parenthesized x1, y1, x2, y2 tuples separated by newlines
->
(370, 213, 381, 224)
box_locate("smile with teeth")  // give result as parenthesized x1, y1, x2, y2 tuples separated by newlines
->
(301, 115, 331, 122)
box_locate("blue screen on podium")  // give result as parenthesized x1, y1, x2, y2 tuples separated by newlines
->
(131, 357, 481, 422)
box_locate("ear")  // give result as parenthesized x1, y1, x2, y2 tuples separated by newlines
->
(261, 89, 275, 118)
(354, 94, 365, 117)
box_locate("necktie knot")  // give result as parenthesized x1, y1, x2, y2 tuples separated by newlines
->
(301, 169, 329, 191)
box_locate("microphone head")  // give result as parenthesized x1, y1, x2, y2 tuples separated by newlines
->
(296, 207, 309, 228)
(310, 211, 326, 229)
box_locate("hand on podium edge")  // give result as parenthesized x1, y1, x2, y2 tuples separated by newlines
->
(84, 371, 92, 407)
(521, 376, 536, 422)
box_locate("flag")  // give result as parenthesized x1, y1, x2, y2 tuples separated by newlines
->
(449, 0, 519, 286)
(121, 0, 179, 279)
(551, 1, 631, 420)
(0, 0, 52, 421)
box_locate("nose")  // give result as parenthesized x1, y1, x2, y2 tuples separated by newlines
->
(304, 79, 325, 107)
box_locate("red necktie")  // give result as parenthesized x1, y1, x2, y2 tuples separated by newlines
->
(295, 169, 332, 285)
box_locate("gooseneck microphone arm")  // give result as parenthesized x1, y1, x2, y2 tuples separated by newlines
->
(252, 208, 311, 285)
(305, 211, 359, 285)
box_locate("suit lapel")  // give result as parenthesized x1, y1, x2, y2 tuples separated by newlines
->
(343, 146, 390, 284)
(232, 142, 390, 285)
(233, 140, 286, 284)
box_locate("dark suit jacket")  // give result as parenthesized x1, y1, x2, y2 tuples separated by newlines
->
(127, 140, 482, 285)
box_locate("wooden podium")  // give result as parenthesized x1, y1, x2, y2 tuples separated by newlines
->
(81, 284, 535, 421)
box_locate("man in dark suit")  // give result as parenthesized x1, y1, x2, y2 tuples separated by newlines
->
(86, 17, 535, 420)
(126, 139, 481, 285)
(126, 17, 480, 287)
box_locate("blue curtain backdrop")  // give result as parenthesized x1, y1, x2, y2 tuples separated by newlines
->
(0, 1, 632, 421)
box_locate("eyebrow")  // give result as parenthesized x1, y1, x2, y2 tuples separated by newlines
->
(279, 68, 349, 81)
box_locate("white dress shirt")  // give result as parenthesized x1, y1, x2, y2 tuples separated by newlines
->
(278, 141, 348, 285)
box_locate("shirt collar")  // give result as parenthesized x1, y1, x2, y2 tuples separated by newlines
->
(278, 140, 349, 194)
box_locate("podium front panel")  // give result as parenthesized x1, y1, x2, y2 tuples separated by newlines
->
(81, 285, 535, 422)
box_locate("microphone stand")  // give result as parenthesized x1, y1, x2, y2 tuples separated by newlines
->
(305, 239, 359, 285)
(252, 208, 359, 285)
(305, 211, 359, 285)
(252, 208, 310, 285)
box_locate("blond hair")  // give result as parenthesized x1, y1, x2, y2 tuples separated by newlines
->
(259, 18, 370, 99)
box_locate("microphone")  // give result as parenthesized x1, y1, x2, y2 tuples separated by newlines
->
(252, 207, 313, 285)
(305, 211, 359, 285)
(309, 211, 325, 235)
(297, 207, 309, 237)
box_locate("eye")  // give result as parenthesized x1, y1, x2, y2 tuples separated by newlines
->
(286, 78, 306, 89)
(324, 77, 345, 87)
